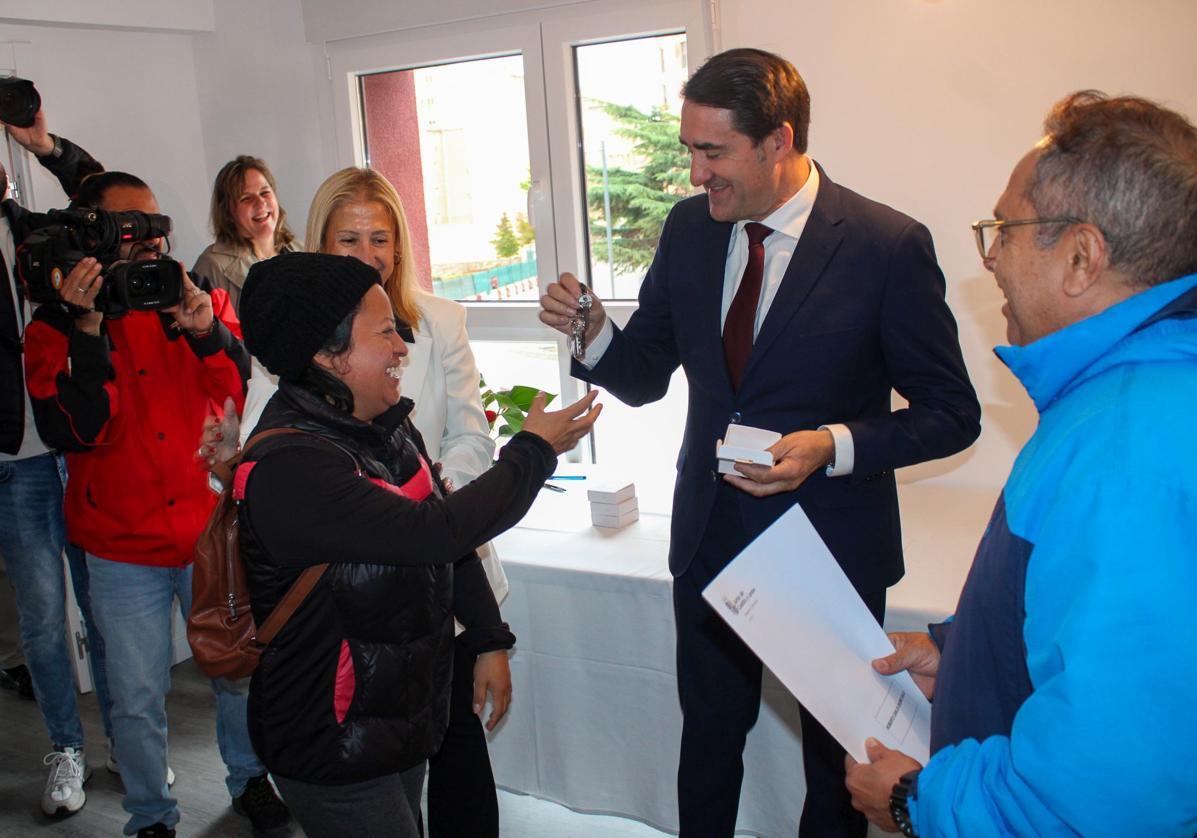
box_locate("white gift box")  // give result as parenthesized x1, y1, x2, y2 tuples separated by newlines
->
(716, 423, 781, 475)
(587, 479, 636, 505)
(591, 497, 640, 529)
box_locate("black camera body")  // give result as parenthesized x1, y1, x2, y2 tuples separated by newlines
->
(0, 77, 40, 128)
(17, 208, 184, 318)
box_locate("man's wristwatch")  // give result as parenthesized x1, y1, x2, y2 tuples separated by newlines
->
(889, 770, 920, 837)
(37, 133, 65, 160)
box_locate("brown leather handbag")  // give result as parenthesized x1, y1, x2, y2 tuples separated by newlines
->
(187, 428, 327, 680)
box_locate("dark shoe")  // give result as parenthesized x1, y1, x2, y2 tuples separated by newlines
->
(0, 664, 35, 700)
(136, 824, 175, 838)
(233, 774, 293, 837)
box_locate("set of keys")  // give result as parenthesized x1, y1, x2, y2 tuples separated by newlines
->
(568, 283, 594, 361)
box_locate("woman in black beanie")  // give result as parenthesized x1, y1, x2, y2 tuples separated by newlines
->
(234, 252, 599, 837)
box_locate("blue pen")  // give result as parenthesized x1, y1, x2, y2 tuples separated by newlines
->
(548, 475, 587, 480)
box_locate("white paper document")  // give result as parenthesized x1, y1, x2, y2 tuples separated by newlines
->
(702, 504, 931, 764)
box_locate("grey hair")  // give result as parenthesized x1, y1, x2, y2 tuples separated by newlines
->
(1026, 91, 1197, 288)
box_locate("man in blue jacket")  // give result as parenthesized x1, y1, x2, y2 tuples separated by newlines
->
(846, 90, 1197, 836)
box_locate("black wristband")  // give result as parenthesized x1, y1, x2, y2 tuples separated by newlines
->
(889, 770, 920, 837)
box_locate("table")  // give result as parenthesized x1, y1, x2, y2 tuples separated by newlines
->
(488, 477, 994, 836)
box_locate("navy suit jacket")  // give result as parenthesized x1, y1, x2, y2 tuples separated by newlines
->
(574, 167, 981, 591)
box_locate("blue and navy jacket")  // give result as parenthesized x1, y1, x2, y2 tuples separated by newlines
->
(913, 273, 1197, 836)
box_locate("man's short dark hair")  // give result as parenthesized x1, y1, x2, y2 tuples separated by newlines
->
(681, 48, 811, 153)
(1029, 91, 1197, 287)
(71, 171, 150, 210)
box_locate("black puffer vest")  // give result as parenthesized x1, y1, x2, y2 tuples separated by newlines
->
(240, 383, 454, 784)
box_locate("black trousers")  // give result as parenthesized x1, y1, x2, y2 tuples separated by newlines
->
(276, 764, 425, 838)
(426, 636, 499, 838)
(673, 483, 885, 838)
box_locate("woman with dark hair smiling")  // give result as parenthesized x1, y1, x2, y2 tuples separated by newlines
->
(233, 252, 599, 837)
(193, 155, 299, 312)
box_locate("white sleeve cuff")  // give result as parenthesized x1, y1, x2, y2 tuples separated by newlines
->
(580, 317, 615, 368)
(820, 423, 854, 477)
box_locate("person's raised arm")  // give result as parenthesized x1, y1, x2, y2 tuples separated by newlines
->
(3, 105, 103, 199)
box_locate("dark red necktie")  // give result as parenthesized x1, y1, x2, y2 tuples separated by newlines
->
(723, 222, 772, 391)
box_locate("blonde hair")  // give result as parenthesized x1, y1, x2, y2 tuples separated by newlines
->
(210, 155, 297, 252)
(305, 167, 421, 331)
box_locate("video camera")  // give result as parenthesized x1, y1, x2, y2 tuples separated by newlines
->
(17, 208, 185, 317)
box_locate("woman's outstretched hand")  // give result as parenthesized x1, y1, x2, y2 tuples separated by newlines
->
(520, 390, 602, 455)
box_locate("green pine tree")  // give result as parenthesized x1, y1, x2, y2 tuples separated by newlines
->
(491, 212, 520, 259)
(515, 212, 535, 247)
(586, 102, 690, 273)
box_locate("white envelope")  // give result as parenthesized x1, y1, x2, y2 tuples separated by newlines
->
(703, 503, 932, 764)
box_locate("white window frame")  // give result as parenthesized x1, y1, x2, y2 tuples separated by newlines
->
(321, 0, 711, 412)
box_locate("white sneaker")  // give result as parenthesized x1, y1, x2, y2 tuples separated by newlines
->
(106, 738, 176, 787)
(41, 746, 90, 817)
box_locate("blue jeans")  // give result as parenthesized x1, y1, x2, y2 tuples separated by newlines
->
(86, 556, 265, 834)
(0, 452, 112, 748)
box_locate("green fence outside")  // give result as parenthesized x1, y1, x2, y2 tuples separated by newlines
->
(433, 255, 537, 299)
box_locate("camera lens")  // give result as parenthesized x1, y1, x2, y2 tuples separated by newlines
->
(0, 78, 40, 129)
(129, 276, 144, 293)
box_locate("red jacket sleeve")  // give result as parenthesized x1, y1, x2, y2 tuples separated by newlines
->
(180, 284, 250, 412)
(23, 306, 118, 451)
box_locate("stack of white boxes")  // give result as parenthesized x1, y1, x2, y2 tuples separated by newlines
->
(588, 479, 638, 529)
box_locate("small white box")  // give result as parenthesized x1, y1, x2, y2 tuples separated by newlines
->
(592, 502, 640, 529)
(590, 496, 638, 518)
(716, 423, 781, 475)
(587, 479, 636, 505)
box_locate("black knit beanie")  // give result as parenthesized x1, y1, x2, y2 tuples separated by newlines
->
(240, 251, 380, 381)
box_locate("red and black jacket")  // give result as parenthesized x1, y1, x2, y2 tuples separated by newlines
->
(240, 382, 552, 784)
(22, 286, 249, 565)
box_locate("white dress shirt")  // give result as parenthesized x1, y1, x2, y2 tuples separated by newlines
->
(581, 159, 854, 476)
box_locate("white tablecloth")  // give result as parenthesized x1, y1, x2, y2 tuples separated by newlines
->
(488, 478, 994, 836)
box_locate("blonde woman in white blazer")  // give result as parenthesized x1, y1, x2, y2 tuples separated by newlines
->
(232, 169, 510, 837)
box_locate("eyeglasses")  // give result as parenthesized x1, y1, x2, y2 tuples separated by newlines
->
(971, 217, 1081, 259)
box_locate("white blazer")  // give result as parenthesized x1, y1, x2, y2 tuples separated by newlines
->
(240, 292, 508, 603)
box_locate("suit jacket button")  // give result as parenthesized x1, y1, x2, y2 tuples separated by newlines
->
(729, 411, 742, 424)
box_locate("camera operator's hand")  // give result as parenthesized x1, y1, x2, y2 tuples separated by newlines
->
(59, 258, 104, 336)
(165, 267, 214, 336)
(2, 107, 54, 157)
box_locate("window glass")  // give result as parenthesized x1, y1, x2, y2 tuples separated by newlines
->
(360, 56, 539, 302)
(574, 33, 691, 300)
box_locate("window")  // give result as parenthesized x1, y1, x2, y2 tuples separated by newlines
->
(574, 33, 690, 300)
(360, 55, 538, 301)
(325, 1, 709, 482)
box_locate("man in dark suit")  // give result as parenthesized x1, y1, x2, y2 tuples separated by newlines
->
(539, 48, 980, 837)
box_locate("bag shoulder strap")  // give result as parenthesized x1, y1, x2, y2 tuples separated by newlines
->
(209, 427, 307, 491)
(256, 562, 329, 646)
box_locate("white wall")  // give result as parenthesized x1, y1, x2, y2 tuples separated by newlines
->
(190, 0, 326, 248)
(719, 0, 1197, 490)
(0, 20, 213, 262)
(300, 0, 592, 43)
(0, 0, 321, 263)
